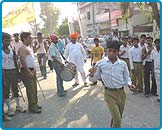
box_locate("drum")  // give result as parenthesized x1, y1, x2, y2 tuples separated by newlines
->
(60, 62, 76, 81)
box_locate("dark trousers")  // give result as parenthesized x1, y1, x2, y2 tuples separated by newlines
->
(20, 68, 38, 111)
(144, 61, 157, 95)
(3, 69, 19, 99)
(37, 53, 47, 77)
(52, 62, 64, 96)
(48, 60, 53, 70)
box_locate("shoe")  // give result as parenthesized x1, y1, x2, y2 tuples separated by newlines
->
(37, 105, 42, 109)
(7, 109, 15, 116)
(16, 106, 26, 113)
(151, 93, 159, 96)
(84, 82, 89, 87)
(43, 76, 47, 79)
(57, 92, 67, 97)
(90, 82, 97, 86)
(72, 83, 79, 87)
(29, 109, 42, 114)
(64, 90, 67, 93)
(137, 90, 143, 94)
(3, 115, 12, 121)
(144, 94, 149, 98)
(157, 99, 160, 102)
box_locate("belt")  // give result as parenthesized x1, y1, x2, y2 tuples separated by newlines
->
(133, 61, 142, 64)
(105, 87, 124, 91)
(146, 61, 152, 63)
(3, 68, 16, 71)
(120, 58, 129, 60)
(21, 68, 34, 71)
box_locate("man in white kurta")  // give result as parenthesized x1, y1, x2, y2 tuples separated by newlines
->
(64, 32, 88, 87)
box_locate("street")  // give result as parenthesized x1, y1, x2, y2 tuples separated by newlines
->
(2, 58, 160, 128)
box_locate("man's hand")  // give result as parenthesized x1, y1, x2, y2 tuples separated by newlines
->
(89, 67, 97, 77)
(128, 84, 136, 92)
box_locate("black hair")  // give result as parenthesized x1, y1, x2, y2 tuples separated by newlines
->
(128, 36, 132, 39)
(20, 32, 31, 42)
(107, 40, 120, 51)
(140, 34, 146, 38)
(13, 33, 19, 37)
(37, 32, 42, 36)
(2, 32, 11, 41)
(154, 39, 160, 43)
(132, 37, 139, 42)
(146, 36, 153, 41)
(122, 36, 128, 40)
(94, 37, 99, 42)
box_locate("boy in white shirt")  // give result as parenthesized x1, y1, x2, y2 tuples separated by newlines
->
(151, 39, 160, 102)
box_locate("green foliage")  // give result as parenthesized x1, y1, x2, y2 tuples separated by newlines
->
(135, 2, 153, 23)
(120, 2, 155, 23)
(120, 2, 130, 20)
(56, 18, 69, 37)
(39, 3, 61, 35)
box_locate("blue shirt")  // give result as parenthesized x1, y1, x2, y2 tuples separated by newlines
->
(48, 43, 62, 63)
(89, 57, 132, 88)
(58, 39, 65, 54)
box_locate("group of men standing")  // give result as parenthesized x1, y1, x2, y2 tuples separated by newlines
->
(2, 31, 160, 128)
(2, 31, 89, 121)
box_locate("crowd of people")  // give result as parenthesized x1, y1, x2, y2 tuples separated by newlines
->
(2, 31, 160, 128)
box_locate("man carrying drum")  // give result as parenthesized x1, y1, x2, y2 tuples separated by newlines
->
(48, 34, 67, 97)
(64, 32, 88, 87)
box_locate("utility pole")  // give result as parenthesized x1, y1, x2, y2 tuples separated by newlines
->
(92, 2, 95, 37)
(77, 2, 84, 38)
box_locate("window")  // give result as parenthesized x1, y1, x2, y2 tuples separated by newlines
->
(87, 11, 90, 20)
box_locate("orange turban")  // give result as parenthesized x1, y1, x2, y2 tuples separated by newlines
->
(69, 32, 79, 39)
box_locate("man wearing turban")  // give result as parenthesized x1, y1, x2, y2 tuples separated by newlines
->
(64, 32, 88, 87)
(48, 34, 66, 97)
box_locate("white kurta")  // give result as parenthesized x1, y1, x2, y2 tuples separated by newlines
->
(64, 42, 87, 73)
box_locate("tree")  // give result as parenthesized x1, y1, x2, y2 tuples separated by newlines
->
(120, 2, 160, 29)
(56, 18, 69, 37)
(120, 3, 130, 27)
(39, 3, 61, 35)
(149, 2, 160, 29)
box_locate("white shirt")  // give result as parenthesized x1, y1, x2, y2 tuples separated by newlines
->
(129, 46, 142, 70)
(120, 45, 131, 59)
(89, 57, 132, 88)
(112, 36, 119, 41)
(25, 46, 36, 68)
(2, 48, 16, 69)
(36, 39, 46, 54)
(138, 42, 147, 49)
(64, 42, 87, 72)
(10, 40, 23, 55)
(151, 48, 160, 72)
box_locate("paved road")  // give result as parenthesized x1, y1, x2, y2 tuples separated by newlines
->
(2, 59, 160, 128)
